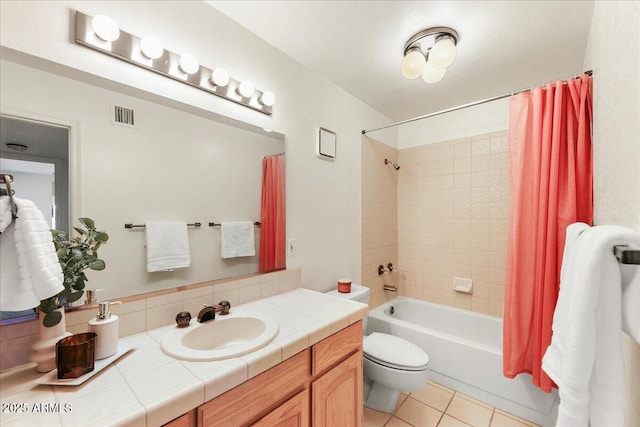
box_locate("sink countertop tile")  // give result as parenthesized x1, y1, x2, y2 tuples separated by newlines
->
(0, 289, 367, 427)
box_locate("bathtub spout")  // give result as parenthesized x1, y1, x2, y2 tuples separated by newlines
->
(383, 284, 397, 292)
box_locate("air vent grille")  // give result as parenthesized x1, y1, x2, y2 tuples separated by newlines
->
(113, 105, 135, 126)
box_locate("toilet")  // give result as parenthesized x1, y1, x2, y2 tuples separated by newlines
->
(326, 284, 430, 413)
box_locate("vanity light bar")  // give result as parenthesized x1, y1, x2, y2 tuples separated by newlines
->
(74, 11, 274, 116)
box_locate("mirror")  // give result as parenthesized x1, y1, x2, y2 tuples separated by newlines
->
(0, 57, 285, 321)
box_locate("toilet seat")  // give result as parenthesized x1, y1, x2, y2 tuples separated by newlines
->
(363, 333, 429, 372)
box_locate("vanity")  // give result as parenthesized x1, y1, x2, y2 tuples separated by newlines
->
(0, 288, 367, 427)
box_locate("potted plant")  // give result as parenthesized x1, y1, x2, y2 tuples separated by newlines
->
(38, 217, 109, 327)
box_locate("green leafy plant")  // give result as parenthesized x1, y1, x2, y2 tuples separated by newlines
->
(39, 217, 109, 327)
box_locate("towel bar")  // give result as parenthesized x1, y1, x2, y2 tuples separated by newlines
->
(208, 222, 261, 227)
(614, 245, 640, 265)
(124, 222, 202, 229)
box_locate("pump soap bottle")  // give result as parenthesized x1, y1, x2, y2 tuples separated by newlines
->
(88, 301, 119, 359)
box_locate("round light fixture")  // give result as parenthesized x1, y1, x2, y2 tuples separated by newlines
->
(401, 47, 425, 79)
(179, 54, 200, 75)
(401, 27, 458, 84)
(259, 91, 276, 107)
(429, 35, 457, 68)
(92, 14, 120, 42)
(421, 60, 446, 84)
(238, 81, 255, 98)
(140, 35, 163, 59)
(210, 68, 230, 87)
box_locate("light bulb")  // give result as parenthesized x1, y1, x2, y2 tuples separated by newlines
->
(179, 54, 200, 75)
(401, 47, 425, 79)
(210, 68, 230, 87)
(260, 91, 276, 107)
(428, 36, 457, 68)
(140, 36, 163, 59)
(238, 81, 255, 98)
(421, 61, 446, 84)
(92, 15, 120, 42)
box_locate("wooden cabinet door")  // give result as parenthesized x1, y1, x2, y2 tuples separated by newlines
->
(311, 351, 363, 427)
(252, 389, 309, 427)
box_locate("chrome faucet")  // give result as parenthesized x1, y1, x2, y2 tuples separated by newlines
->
(197, 301, 231, 323)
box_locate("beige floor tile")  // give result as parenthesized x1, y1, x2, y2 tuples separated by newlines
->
(394, 393, 409, 413)
(385, 416, 414, 427)
(395, 397, 443, 427)
(438, 414, 472, 427)
(445, 395, 493, 427)
(411, 383, 454, 411)
(428, 380, 455, 394)
(364, 407, 393, 427)
(491, 410, 539, 427)
(454, 392, 494, 410)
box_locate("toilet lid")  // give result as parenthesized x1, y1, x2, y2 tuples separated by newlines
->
(363, 333, 429, 372)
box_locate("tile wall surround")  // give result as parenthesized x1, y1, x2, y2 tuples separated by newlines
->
(398, 131, 510, 317)
(362, 131, 510, 317)
(0, 268, 301, 371)
(361, 136, 399, 309)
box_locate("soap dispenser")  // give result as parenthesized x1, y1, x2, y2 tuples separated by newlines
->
(88, 301, 119, 359)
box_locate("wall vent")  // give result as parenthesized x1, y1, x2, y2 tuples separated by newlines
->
(112, 105, 135, 127)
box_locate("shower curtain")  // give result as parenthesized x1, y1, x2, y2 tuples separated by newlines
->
(259, 154, 286, 273)
(503, 75, 593, 392)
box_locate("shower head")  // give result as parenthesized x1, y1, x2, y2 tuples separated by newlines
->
(384, 158, 401, 170)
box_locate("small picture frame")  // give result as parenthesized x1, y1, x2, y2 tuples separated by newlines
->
(316, 127, 336, 161)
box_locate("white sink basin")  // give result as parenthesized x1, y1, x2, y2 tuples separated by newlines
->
(161, 313, 279, 361)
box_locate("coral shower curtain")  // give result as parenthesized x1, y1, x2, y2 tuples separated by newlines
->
(259, 154, 286, 273)
(503, 75, 593, 392)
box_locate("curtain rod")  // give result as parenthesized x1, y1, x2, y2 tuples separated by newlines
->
(362, 70, 592, 135)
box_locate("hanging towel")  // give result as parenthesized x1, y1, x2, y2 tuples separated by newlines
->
(145, 221, 191, 272)
(221, 221, 255, 258)
(0, 197, 64, 311)
(0, 196, 14, 233)
(542, 224, 640, 427)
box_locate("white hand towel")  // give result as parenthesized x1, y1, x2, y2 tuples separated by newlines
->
(145, 221, 191, 272)
(542, 224, 640, 427)
(0, 198, 64, 311)
(221, 221, 255, 259)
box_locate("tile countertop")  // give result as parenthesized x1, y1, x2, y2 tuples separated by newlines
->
(0, 289, 368, 427)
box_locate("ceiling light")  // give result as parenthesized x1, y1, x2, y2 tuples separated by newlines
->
(91, 14, 120, 42)
(210, 68, 230, 87)
(179, 54, 200, 74)
(140, 35, 163, 59)
(429, 35, 457, 68)
(421, 60, 446, 84)
(259, 91, 276, 107)
(401, 47, 426, 79)
(401, 27, 458, 84)
(238, 81, 255, 98)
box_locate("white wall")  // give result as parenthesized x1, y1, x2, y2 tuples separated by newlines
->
(0, 1, 397, 293)
(583, 1, 640, 425)
(398, 98, 509, 149)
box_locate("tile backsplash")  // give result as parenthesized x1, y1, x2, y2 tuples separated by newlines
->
(0, 268, 301, 371)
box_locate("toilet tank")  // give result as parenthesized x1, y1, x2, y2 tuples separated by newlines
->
(325, 284, 370, 332)
(325, 283, 370, 305)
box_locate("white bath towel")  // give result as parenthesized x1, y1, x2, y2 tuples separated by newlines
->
(0, 197, 64, 311)
(542, 224, 640, 427)
(220, 221, 255, 259)
(0, 196, 14, 233)
(145, 221, 191, 272)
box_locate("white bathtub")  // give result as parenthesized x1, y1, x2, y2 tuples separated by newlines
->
(366, 297, 558, 426)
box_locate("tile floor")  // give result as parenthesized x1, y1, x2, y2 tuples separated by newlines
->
(364, 381, 541, 427)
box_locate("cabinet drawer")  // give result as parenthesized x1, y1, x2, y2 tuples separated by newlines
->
(251, 389, 309, 427)
(198, 349, 310, 427)
(312, 321, 362, 375)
